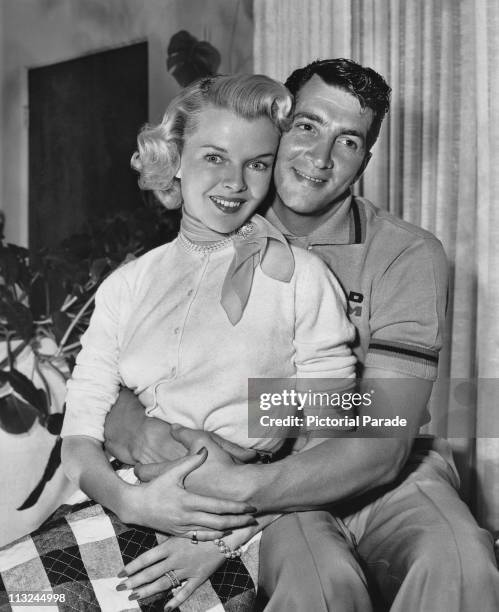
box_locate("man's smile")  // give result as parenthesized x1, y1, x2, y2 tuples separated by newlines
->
(293, 167, 328, 184)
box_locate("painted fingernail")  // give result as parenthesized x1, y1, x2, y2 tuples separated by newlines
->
(245, 505, 257, 513)
(128, 592, 140, 601)
(196, 447, 207, 454)
(117, 569, 127, 578)
(223, 530, 233, 537)
(164, 606, 172, 612)
(116, 582, 128, 592)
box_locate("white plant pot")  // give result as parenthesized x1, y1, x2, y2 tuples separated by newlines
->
(0, 339, 77, 546)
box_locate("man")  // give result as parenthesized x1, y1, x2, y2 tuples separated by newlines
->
(105, 59, 499, 610)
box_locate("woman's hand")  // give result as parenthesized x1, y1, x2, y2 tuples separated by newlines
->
(116, 536, 226, 609)
(104, 389, 258, 466)
(127, 448, 257, 540)
(104, 389, 188, 464)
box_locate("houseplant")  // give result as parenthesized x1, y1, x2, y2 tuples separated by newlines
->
(0, 201, 180, 514)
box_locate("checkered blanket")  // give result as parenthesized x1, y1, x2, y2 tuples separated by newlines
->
(0, 501, 258, 611)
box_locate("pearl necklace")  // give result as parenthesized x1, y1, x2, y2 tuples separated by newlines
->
(178, 221, 256, 254)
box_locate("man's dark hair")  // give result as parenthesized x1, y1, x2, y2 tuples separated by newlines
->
(285, 58, 391, 149)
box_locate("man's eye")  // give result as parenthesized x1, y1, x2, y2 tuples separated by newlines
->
(248, 161, 268, 171)
(295, 122, 315, 132)
(205, 154, 223, 163)
(338, 137, 359, 150)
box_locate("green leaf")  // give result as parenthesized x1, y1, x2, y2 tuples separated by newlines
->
(18, 437, 62, 510)
(0, 245, 31, 294)
(0, 394, 38, 434)
(0, 249, 20, 286)
(0, 300, 34, 341)
(0, 369, 48, 416)
(46, 412, 64, 435)
(89, 258, 110, 283)
(65, 355, 76, 373)
(167, 30, 221, 87)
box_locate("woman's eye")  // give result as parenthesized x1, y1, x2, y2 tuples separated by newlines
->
(248, 161, 268, 171)
(205, 154, 223, 164)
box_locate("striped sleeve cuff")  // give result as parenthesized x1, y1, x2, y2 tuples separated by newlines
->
(365, 340, 439, 380)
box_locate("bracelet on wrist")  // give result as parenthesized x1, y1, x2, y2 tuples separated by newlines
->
(213, 538, 242, 559)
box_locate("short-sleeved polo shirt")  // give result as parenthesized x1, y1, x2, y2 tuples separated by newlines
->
(266, 195, 448, 380)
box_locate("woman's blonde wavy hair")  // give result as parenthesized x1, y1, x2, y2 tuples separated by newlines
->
(130, 74, 293, 209)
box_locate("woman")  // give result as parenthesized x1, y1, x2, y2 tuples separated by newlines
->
(1, 74, 355, 611)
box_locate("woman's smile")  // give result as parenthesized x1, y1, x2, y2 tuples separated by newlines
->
(209, 195, 246, 213)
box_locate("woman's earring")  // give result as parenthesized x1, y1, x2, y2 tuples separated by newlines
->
(175, 167, 182, 180)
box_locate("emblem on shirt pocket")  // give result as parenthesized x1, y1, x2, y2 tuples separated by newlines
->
(347, 291, 364, 317)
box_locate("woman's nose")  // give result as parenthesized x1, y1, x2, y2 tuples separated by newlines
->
(223, 167, 247, 191)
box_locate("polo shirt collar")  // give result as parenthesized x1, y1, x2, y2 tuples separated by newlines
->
(265, 194, 365, 246)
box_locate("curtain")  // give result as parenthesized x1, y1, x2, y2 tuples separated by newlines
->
(254, 0, 499, 531)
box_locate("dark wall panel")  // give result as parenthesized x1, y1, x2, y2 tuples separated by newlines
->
(28, 41, 148, 253)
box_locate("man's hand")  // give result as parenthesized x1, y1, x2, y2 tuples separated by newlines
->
(128, 448, 257, 538)
(135, 425, 252, 504)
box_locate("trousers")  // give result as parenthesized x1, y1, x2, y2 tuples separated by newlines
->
(257, 440, 499, 612)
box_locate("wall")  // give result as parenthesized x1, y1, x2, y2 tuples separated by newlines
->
(0, 0, 4, 232)
(1, 0, 253, 246)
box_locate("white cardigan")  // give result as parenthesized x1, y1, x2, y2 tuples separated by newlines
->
(62, 230, 356, 451)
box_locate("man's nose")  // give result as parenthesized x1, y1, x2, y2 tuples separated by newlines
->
(305, 141, 334, 169)
(223, 166, 247, 191)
